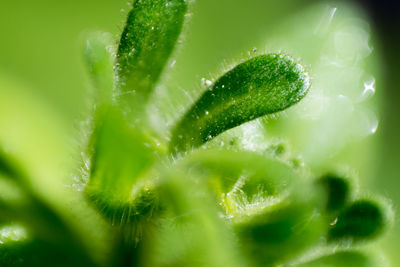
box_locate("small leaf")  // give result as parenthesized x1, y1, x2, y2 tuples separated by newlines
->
(295, 250, 375, 267)
(84, 32, 115, 104)
(152, 169, 246, 267)
(233, 199, 323, 265)
(317, 174, 351, 213)
(116, 0, 189, 105)
(180, 149, 298, 215)
(85, 106, 158, 225)
(328, 199, 391, 242)
(170, 53, 310, 153)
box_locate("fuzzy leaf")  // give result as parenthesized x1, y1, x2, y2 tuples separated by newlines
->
(180, 149, 298, 215)
(151, 170, 246, 267)
(317, 174, 351, 213)
(328, 199, 390, 242)
(234, 199, 323, 265)
(85, 106, 158, 225)
(116, 0, 189, 104)
(84, 32, 115, 104)
(170, 53, 310, 153)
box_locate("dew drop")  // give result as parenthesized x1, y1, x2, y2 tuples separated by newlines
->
(201, 78, 212, 87)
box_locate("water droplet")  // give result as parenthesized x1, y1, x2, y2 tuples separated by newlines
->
(330, 217, 338, 226)
(201, 78, 212, 87)
(207, 135, 212, 140)
(170, 59, 176, 67)
(205, 111, 209, 115)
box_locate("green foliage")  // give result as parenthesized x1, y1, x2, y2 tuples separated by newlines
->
(0, 1, 393, 267)
(170, 54, 310, 153)
(116, 0, 189, 109)
(317, 174, 351, 213)
(85, 106, 158, 226)
(234, 200, 324, 265)
(328, 199, 390, 242)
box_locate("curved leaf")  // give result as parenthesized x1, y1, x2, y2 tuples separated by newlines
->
(180, 149, 299, 215)
(317, 174, 351, 213)
(170, 53, 310, 153)
(116, 0, 189, 105)
(85, 106, 158, 226)
(328, 199, 391, 242)
(234, 199, 324, 265)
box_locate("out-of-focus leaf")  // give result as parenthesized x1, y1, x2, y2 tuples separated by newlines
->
(170, 53, 310, 153)
(328, 199, 391, 242)
(317, 174, 351, 213)
(85, 106, 158, 226)
(233, 198, 324, 266)
(84, 31, 115, 104)
(181, 149, 299, 215)
(0, 236, 96, 267)
(144, 170, 246, 267)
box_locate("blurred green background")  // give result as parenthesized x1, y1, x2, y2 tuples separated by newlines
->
(0, 0, 399, 265)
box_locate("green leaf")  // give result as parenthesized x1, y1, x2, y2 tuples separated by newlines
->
(233, 199, 323, 265)
(295, 250, 375, 267)
(169, 53, 310, 153)
(317, 174, 351, 213)
(149, 170, 246, 267)
(85, 106, 158, 226)
(176, 149, 324, 266)
(180, 149, 298, 215)
(84, 32, 115, 104)
(116, 0, 189, 106)
(328, 199, 391, 242)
